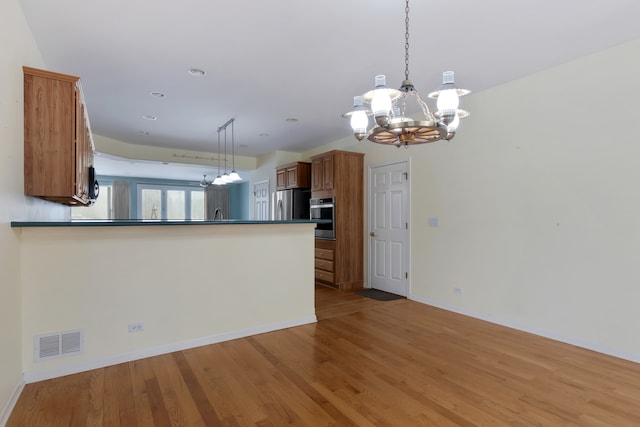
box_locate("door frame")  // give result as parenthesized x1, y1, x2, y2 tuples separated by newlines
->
(367, 158, 412, 296)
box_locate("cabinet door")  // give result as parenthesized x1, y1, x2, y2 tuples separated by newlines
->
(322, 155, 334, 190)
(286, 166, 298, 188)
(276, 168, 287, 190)
(311, 158, 323, 191)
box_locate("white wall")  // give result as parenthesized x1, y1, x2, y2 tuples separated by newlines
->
(306, 38, 640, 362)
(19, 223, 316, 381)
(0, 0, 69, 421)
(408, 38, 640, 360)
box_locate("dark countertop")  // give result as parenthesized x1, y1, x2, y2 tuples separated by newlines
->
(11, 219, 325, 228)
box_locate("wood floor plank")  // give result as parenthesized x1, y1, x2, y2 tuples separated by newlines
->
(85, 369, 105, 426)
(103, 363, 137, 426)
(7, 285, 640, 426)
(128, 358, 160, 427)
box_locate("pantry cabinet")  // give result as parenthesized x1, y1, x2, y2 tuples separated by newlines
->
(23, 66, 95, 206)
(311, 150, 364, 290)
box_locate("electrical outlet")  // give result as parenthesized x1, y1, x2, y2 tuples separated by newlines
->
(454, 287, 463, 295)
(128, 322, 144, 333)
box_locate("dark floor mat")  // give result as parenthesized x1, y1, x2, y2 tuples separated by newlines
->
(355, 289, 405, 301)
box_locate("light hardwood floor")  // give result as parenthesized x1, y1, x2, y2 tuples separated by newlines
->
(8, 285, 640, 426)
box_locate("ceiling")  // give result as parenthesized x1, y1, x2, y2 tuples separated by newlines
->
(19, 0, 640, 180)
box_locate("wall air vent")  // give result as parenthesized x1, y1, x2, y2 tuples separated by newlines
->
(34, 329, 84, 362)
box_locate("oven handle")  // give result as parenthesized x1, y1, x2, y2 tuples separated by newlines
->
(310, 204, 334, 209)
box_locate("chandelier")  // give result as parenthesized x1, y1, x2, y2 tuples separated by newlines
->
(201, 118, 242, 187)
(343, 0, 470, 147)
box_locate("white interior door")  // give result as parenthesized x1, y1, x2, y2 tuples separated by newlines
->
(254, 180, 269, 220)
(369, 161, 409, 296)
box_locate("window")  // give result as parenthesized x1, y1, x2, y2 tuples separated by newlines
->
(72, 185, 112, 219)
(137, 184, 204, 220)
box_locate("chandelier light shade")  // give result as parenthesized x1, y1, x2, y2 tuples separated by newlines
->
(343, 0, 470, 147)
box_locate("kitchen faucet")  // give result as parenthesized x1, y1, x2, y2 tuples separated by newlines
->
(214, 207, 223, 221)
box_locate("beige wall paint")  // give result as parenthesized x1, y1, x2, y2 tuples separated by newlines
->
(410, 38, 640, 359)
(94, 134, 257, 171)
(0, 0, 70, 418)
(305, 38, 640, 361)
(19, 223, 316, 379)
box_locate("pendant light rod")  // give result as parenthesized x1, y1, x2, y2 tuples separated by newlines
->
(217, 117, 235, 132)
(231, 120, 235, 170)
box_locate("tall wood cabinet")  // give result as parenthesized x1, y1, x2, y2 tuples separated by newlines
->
(311, 150, 364, 290)
(23, 66, 94, 206)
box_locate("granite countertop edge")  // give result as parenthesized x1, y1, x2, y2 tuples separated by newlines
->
(11, 219, 326, 228)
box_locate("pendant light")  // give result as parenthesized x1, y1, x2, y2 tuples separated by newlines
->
(212, 131, 224, 185)
(227, 119, 241, 181)
(221, 127, 232, 183)
(199, 174, 211, 187)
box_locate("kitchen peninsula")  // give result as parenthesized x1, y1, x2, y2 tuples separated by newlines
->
(11, 219, 317, 382)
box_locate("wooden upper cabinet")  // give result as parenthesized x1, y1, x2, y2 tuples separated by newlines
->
(276, 162, 311, 190)
(311, 153, 334, 193)
(23, 66, 94, 206)
(276, 168, 287, 189)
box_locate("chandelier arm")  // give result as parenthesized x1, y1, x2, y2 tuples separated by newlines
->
(414, 91, 436, 121)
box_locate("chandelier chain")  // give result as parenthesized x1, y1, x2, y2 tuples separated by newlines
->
(404, 0, 410, 81)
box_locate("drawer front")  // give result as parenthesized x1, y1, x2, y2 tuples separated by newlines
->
(315, 269, 334, 283)
(315, 258, 334, 272)
(315, 248, 334, 261)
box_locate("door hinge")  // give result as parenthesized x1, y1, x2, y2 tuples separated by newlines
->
(405, 272, 408, 279)
(403, 172, 408, 180)
(405, 222, 408, 230)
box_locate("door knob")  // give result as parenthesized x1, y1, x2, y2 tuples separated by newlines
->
(369, 231, 376, 237)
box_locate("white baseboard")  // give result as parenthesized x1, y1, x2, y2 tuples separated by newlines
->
(409, 293, 640, 365)
(0, 378, 25, 427)
(23, 315, 317, 384)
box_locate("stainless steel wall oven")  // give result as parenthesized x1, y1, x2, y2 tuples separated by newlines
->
(310, 197, 335, 239)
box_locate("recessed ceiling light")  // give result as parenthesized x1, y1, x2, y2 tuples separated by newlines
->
(285, 118, 298, 123)
(188, 68, 206, 76)
(142, 115, 157, 121)
(149, 91, 165, 98)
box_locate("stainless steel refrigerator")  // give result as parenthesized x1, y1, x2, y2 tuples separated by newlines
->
(272, 189, 310, 220)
